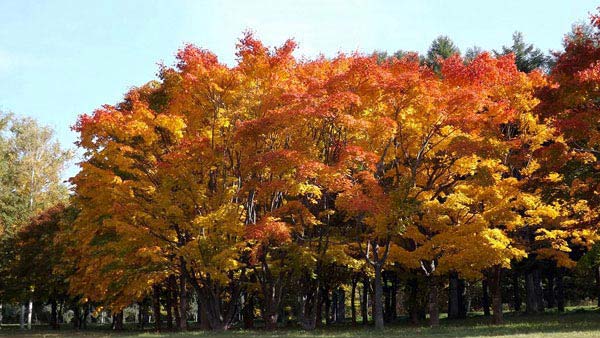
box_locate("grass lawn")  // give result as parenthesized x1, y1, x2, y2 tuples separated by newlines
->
(1, 308, 600, 337)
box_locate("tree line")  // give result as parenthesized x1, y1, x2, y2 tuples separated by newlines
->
(2, 11, 600, 333)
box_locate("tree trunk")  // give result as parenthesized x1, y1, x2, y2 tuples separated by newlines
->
(20, 303, 25, 329)
(482, 280, 491, 316)
(242, 293, 255, 329)
(408, 278, 420, 325)
(428, 276, 439, 328)
(323, 289, 331, 325)
(448, 272, 459, 319)
(0, 303, 3, 329)
(152, 285, 162, 332)
(390, 275, 398, 322)
(555, 268, 565, 313)
(112, 312, 123, 330)
(165, 285, 173, 330)
(533, 268, 545, 312)
(488, 266, 503, 325)
(361, 275, 369, 325)
(336, 287, 345, 323)
(171, 278, 181, 331)
(27, 300, 32, 330)
(546, 269, 555, 309)
(315, 289, 324, 327)
(199, 299, 210, 330)
(50, 299, 59, 330)
(512, 272, 521, 312)
(373, 265, 384, 330)
(351, 277, 357, 325)
(525, 270, 538, 313)
(178, 273, 188, 330)
(458, 278, 467, 318)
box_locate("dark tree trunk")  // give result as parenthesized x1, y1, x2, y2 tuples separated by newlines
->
(448, 272, 459, 319)
(373, 264, 384, 330)
(336, 287, 345, 323)
(50, 299, 59, 330)
(242, 292, 255, 329)
(533, 268, 545, 313)
(512, 272, 521, 312)
(525, 270, 538, 313)
(73, 306, 81, 329)
(361, 275, 369, 325)
(351, 277, 357, 325)
(316, 288, 325, 327)
(555, 268, 565, 312)
(112, 312, 123, 331)
(178, 273, 188, 330)
(488, 266, 503, 325)
(482, 279, 491, 317)
(165, 285, 174, 330)
(152, 285, 162, 332)
(428, 276, 439, 328)
(390, 274, 398, 322)
(546, 269, 555, 309)
(408, 278, 420, 325)
(199, 299, 210, 330)
(458, 278, 467, 318)
(137, 302, 143, 329)
(324, 288, 332, 325)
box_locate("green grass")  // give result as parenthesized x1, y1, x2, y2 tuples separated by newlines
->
(2, 308, 600, 337)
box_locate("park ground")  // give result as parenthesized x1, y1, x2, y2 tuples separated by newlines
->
(1, 308, 600, 338)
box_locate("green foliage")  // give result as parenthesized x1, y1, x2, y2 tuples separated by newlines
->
(494, 32, 549, 73)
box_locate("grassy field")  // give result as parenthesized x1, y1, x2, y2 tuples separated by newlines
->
(1, 308, 600, 337)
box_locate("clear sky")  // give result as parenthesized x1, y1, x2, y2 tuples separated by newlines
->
(0, 0, 597, 176)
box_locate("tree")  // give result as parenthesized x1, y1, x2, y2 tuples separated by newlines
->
(494, 32, 549, 73)
(426, 35, 460, 73)
(0, 114, 72, 329)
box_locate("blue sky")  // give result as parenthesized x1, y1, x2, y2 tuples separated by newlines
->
(0, 0, 597, 175)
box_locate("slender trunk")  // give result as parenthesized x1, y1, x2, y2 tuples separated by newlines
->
(533, 268, 545, 312)
(165, 285, 173, 330)
(264, 292, 279, 331)
(137, 302, 143, 328)
(361, 275, 368, 325)
(373, 265, 384, 330)
(448, 272, 459, 319)
(390, 275, 398, 322)
(512, 272, 521, 312)
(482, 280, 491, 316)
(20, 303, 25, 329)
(315, 289, 324, 327)
(546, 270, 555, 309)
(408, 278, 420, 325)
(178, 273, 188, 330)
(0, 303, 3, 329)
(428, 276, 439, 328)
(351, 277, 357, 325)
(336, 287, 345, 323)
(323, 289, 331, 325)
(152, 285, 162, 332)
(555, 268, 565, 312)
(458, 278, 467, 318)
(489, 266, 503, 325)
(50, 299, 59, 330)
(27, 300, 33, 330)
